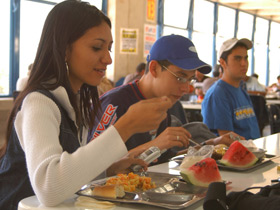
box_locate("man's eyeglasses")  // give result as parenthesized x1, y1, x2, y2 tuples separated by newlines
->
(161, 65, 195, 84)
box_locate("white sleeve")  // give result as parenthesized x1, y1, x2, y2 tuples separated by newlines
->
(14, 92, 127, 206)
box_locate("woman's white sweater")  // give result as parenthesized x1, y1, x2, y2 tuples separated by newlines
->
(14, 87, 127, 206)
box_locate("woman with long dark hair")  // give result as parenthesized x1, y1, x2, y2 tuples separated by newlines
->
(0, 1, 172, 209)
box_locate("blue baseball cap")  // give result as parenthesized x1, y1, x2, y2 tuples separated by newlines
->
(146, 35, 211, 74)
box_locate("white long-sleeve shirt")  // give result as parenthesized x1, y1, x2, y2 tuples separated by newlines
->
(14, 87, 127, 206)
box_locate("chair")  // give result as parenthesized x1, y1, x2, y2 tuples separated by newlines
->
(169, 101, 188, 125)
(268, 104, 280, 134)
(249, 95, 269, 136)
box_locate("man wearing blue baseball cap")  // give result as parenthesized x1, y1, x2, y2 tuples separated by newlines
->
(88, 35, 240, 163)
(201, 38, 261, 140)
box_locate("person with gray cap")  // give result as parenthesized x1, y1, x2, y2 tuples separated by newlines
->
(89, 35, 240, 164)
(201, 38, 261, 140)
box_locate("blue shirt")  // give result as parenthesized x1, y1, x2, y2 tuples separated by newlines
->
(201, 80, 260, 139)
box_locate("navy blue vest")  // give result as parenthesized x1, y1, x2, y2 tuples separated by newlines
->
(0, 90, 80, 210)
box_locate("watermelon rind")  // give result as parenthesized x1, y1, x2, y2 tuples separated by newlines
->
(220, 141, 258, 168)
(180, 158, 222, 187)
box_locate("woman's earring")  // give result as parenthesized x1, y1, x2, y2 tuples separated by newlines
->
(65, 62, 69, 76)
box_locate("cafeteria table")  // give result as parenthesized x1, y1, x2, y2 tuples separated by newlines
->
(180, 101, 202, 110)
(18, 134, 280, 210)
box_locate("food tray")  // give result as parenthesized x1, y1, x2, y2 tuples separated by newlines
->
(77, 172, 208, 209)
(170, 153, 276, 172)
(216, 155, 276, 172)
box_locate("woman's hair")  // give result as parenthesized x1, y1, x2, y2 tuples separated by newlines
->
(1, 0, 111, 157)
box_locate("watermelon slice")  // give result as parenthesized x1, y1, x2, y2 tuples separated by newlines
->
(180, 157, 222, 187)
(219, 141, 258, 168)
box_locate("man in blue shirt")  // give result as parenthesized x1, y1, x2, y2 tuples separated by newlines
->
(202, 38, 260, 140)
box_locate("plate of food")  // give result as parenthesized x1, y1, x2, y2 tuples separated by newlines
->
(77, 172, 209, 209)
(216, 141, 274, 172)
(171, 141, 273, 172)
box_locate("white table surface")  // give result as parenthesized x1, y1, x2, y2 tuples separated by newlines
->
(266, 99, 280, 105)
(180, 101, 202, 110)
(18, 134, 280, 210)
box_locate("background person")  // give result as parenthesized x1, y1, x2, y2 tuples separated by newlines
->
(123, 62, 146, 85)
(201, 38, 260, 140)
(268, 75, 280, 92)
(97, 76, 114, 95)
(243, 74, 267, 96)
(0, 1, 172, 209)
(16, 63, 33, 91)
(202, 64, 222, 94)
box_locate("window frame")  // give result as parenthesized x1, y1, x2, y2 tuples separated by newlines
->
(1, 0, 106, 97)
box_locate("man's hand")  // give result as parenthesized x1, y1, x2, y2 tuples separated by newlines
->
(115, 96, 172, 142)
(152, 127, 191, 150)
(210, 132, 245, 146)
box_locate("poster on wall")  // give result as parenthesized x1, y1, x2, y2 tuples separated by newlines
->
(120, 28, 138, 54)
(144, 24, 157, 58)
(146, 0, 156, 22)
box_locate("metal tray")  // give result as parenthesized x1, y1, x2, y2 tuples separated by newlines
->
(170, 151, 275, 172)
(216, 155, 275, 172)
(77, 172, 208, 209)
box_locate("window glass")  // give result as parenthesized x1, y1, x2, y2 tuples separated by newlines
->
(237, 12, 253, 40)
(269, 22, 280, 85)
(162, 26, 188, 37)
(253, 17, 269, 85)
(163, 0, 190, 28)
(253, 43, 267, 85)
(269, 47, 280, 86)
(270, 22, 280, 48)
(217, 5, 235, 38)
(192, 31, 213, 74)
(20, 1, 54, 78)
(193, 0, 214, 33)
(255, 17, 269, 44)
(0, 1, 10, 95)
(19, 0, 103, 78)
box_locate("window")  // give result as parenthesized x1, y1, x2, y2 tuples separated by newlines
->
(0, 0, 103, 97)
(237, 12, 253, 40)
(162, 26, 188, 37)
(163, 0, 190, 29)
(19, 0, 103, 78)
(0, 1, 10, 95)
(254, 17, 269, 85)
(269, 22, 280, 85)
(217, 5, 235, 39)
(192, 0, 214, 71)
(20, 1, 54, 78)
(216, 5, 236, 63)
(193, 0, 214, 33)
(192, 31, 213, 68)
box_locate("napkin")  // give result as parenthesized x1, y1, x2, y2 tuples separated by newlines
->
(75, 196, 115, 209)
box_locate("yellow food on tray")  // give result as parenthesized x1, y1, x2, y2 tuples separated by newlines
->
(105, 172, 156, 192)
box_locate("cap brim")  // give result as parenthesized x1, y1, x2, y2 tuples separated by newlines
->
(168, 57, 212, 74)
